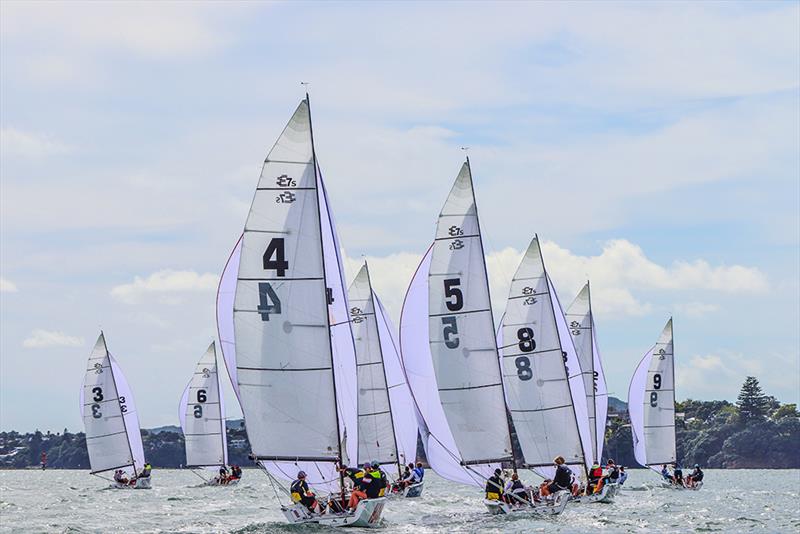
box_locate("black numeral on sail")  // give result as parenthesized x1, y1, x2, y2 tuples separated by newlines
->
(197, 390, 207, 403)
(650, 391, 658, 407)
(194, 389, 207, 418)
(593, 371, 599, 393)
(562, 351, 570, 375)
(515, 356, 533, 381)
(118, 396, 127, 413)
(263, 238, 289, 276)
(194, 405, 203, 418)
(257, 282, 281, 321)
(517, 327, 536, 352)
(91, 404, 102, 419)
(653, 373, 662, 390)
(441, 316, 459, 349)
(92, 387, 103, 402)
(443, 279, 463, 311)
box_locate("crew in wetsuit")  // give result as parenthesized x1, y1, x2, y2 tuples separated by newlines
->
(290, 471, 319, 514)
(604, 460, 620, 485)
(548, 456, 573, 495)
(485, 468, 505, 500)
(673, 465, 684, 487)
(504, 473, 528, 504)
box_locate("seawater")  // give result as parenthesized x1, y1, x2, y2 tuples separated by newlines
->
(1, 469, 798, 533)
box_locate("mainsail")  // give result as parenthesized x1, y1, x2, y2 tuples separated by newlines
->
(500, 237, 591, 474)
(233, 97, 356, 489)
(349, 263, 399, 468)
(81, 333, 145, 475)
(629, 318, 676, 469)
(179, 342, 227, 468)
(565, 282, 609, 464)
(426, 160, 512, 466)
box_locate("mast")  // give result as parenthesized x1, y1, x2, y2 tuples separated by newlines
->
(103, 334, 138, 475)
(669, 316, 676, 465)
(587, 280, 598, 461)
(364, 261, 403, 476)
(537, 237, 588, 479)
(466, 157, 518, 471)
(306, 93, 345, 495)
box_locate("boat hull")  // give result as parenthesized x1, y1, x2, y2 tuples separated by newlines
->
(112, 477, 151, 490)
(661, 480, 703, 491)
(203, 477, 241, 487)
(281, 497, 385, 528)
(570, 482, 618, 504)
(403, 482, 424, 498)
(484, 490, 569, 516)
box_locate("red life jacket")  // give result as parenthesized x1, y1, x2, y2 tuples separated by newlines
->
(590, 466, 603, 479)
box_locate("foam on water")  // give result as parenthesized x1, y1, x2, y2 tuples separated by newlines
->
(0, 469, 798, 533)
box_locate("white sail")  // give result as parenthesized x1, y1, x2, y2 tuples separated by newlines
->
(565, 282, 608, 463)
(234, 99, 340, 464)
(375, 293, 419, 472)
(217, 236, 242, 402)
(628, 318, 676, 468)
(400, 246, 498, 487)
(428, 161, 512, 466)
(349, 263, 399, 467)
(500, 237, 590, 472)
(179, 342, 227, 468)
(81, 333, 145, 475)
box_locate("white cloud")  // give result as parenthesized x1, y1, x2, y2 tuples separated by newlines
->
(0, 278, 18, 293)
(22, 329, 84, 348)
(1, 127, 71, 158)
(111, 270, 218, 304)
(676, 302, 720, 318)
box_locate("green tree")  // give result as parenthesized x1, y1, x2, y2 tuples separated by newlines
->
(772, 403, 800, 420)
(736, 376, 769, 423)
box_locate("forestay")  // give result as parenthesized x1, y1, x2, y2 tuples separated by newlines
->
(629, 318, 676, 468)
(349, 263, 399, 467)
(234, 99, 340, 465)
(565, 283, 608, 464)
(500, 237, 590, 473)
(401, 246, 498, 487)
(179, 342, 227, 468)
(81, 333, 145, 476)
(427, 161, 512, 466)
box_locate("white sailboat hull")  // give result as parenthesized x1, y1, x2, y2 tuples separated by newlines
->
(281, 497, 385, 528)
(202, 477, 241, 487)
(484, 490, 569, 516)
(570, 482, 618, 504)
(112, 477, 151, 490)
(388, 481, 424, 499)
(661, 480, 703, 491)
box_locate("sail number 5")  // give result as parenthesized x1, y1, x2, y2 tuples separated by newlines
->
(441, 279, 462, 349)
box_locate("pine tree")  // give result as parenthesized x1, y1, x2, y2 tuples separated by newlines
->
(736, 376, 769, 423)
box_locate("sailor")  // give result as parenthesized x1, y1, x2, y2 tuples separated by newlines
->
(367, 461, 387, 497)
(139, 463, 152, 479)
(339, 463, 368, 510)
(413, 462, 425, 482)
(618, 466, 628, 486)
(673, 464, 684, 486)
(542, 456, 573, 496)
(290, 471, 320, 514)
(218, 464, 229, 484)
(113, 469, 128, 485)
(504, 472, 528, 504)
(398, 463, 414, 490)
(604, 459, 620, 484)
(587, 462, 604, 494)
(230, 464, 242, 480)
(660, 464, 671, 482)
(686, 464, 704, 488)
(485, 468, 505, 500)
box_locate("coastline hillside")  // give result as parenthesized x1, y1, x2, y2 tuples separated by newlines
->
(1, 377, 797, 470)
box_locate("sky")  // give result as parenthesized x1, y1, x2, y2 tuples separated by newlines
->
(1, 1, 798, 433)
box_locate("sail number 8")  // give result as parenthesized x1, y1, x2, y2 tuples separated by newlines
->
(514, 327, 536, 381)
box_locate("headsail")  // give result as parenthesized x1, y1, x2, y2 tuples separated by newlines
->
(500, 237, 591, 473)
(628, 318, 676, 468)
(81, 333, 145, 475)
(179, 342, 227, 468)
(216, 236, 242, 402)
(427, 161, 512, 466)
(565, 282, 608, 463)
(349, 263, 399, 468)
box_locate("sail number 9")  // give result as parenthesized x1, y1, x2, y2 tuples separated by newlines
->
(441, 279, 462, 349)
(194, 389, 207, 418)
(650, 373, 662, 407)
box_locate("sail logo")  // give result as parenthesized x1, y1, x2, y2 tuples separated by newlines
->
(351, 306, 365, 323)
(657, 347, 667, 360)
(448, 225, 464, 237)
(275, 174, 296, 187)
(570, 320, 581, 335)
(522, 286, 534, 295)
(449, 239, 464, 250)
(93, 362, 103, 374)
(523, 296, 538, 305)
(276, 192, 296, 204)
(201, 367, 211, 378)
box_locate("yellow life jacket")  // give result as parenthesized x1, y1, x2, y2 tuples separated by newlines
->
(486, 491, 500, 500)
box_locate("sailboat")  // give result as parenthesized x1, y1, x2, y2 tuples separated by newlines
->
(348, 263, 423, 498)
(178, 342, 237, 486)
(399, 162, 568, 516)
(232, 96, 384, 527)
(80, 332, 149, 489)
(628, 318, 697, 490)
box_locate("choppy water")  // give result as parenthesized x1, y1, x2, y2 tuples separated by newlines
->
(1, 469, 798, 533)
